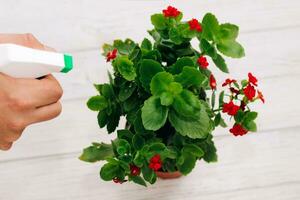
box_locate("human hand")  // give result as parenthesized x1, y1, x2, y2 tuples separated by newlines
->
(0, 33, 63, 150)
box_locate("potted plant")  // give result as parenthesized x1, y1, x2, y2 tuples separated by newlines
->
(79, 6, 264, 186)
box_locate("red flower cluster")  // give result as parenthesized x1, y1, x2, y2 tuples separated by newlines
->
(230, 124, 248, 136)
(243, 84, 256, 101)
(197, 56, 209, 69)
(106, 49, 117, 62)
(243, 73, 262, 101)
(210, 74, 217, 90)
(163, 6, 181, 18)
(130, 165, 141, 176)
(223, 101, 240, 116)
(222, 78, 236, 87)
(188, 18, 202, 32)
(149, 154, 162, 171)
(248, 73, 257, 86)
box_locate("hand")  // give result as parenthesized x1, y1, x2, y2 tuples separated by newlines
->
(0, 33, 63, 151)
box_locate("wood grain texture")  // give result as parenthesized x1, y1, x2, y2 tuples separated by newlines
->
(0, 128, 299, 200)
(0, 0, 299, 51)
(0, 0, 300, 199)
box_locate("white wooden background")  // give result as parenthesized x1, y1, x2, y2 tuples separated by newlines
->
(0, 0, 300, 199)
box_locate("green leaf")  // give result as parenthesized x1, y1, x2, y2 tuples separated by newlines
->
(244, 121, 257, 132)
(129, 175, 147, 187)
(169, 57, 195, 75)
(197, 134, 218, 163)
(180, 23, 198, 39)
(217, 40, 245, 58)
(141, 96, 169, 131)
(212, 54, 229, 73)
(172, 90, 201, 118)
(79, 143, 114, 162)
(98, 111, 108, 128)
(177, 153, 197, 175)
(219, 91, 225, 106)
(211, 91, 216, 109)
(161, 148, 177, 159)
(200, 39, 217, 59)
(219, 23, 239, 40)
(100, 162, 120, 181)
(141, 38, 152, 51)
(116, 139, 131, 155)
(115, 56, 136, 81)
(142, 50, 162, 62)
(133, 151, 144, 167)
(142, 165, 156, 184)
(174, 66, 208, 88)
(151, 14, 167, 30)
(106, 104, 121, 133)
(169, 106, 212, 139)
(132, 134, 145, 150)
(243, 111, 258, 123)
(139, 59, 164, 92)
(100, 84, 115, 99)
(234, 110, 245, 123)
(182, 144, 204, 157)
(150, 72, 174, 96)
(102, 43, 114, 56)
(169, 27, 184, 45)
(118, 82, 136, 102)
(117, 129, 134, 142)
(149, 142, 166, 152)
(160, 92, 174, 106)
(87, 96, 108, 111)
(148, 29, 161, 42)
(201, 13, 219, 41)
(214, 113, 221, 126)
(113, 39, 136, 55)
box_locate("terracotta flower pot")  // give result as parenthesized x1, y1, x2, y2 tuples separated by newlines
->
(155, 171, 182, 179)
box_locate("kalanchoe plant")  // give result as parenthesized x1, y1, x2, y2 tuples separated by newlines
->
(80, 6, 264, 187)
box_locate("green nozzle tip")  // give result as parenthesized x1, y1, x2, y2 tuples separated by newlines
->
(61, 54, 73, 73)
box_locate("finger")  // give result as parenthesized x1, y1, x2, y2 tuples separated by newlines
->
(0, 141, 13, 151)
(0, 130, 23, 143)
(14, 75, 63, 107)
(31, 101, 62, 124)
(0, 33, 45, 49)
(36, 75, 63, 106)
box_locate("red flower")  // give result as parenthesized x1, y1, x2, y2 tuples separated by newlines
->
(130, 165, 141, 176)
(222, 78, 237, 87)
(243, 84, 256, 101)
(188, 18, 202, 32)
(248, 73, 258, 86)
(113, 177, 126, 184)
(163, 6, 181, 18)
(149, 154, 162, 171)
(197, 56, 209, 69)
(230, 124, 248, 136)
(222, 101, 240, 116)
(257, 90, 265, 103)
(106, 49, 117, 62)
(210, 74, 217, 90)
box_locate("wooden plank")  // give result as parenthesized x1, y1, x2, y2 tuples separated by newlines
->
(0, 0, 299, 51)
(0, 127, 299, 200)
(60, 27, 300, 97)
(0, 73, 299, 161)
